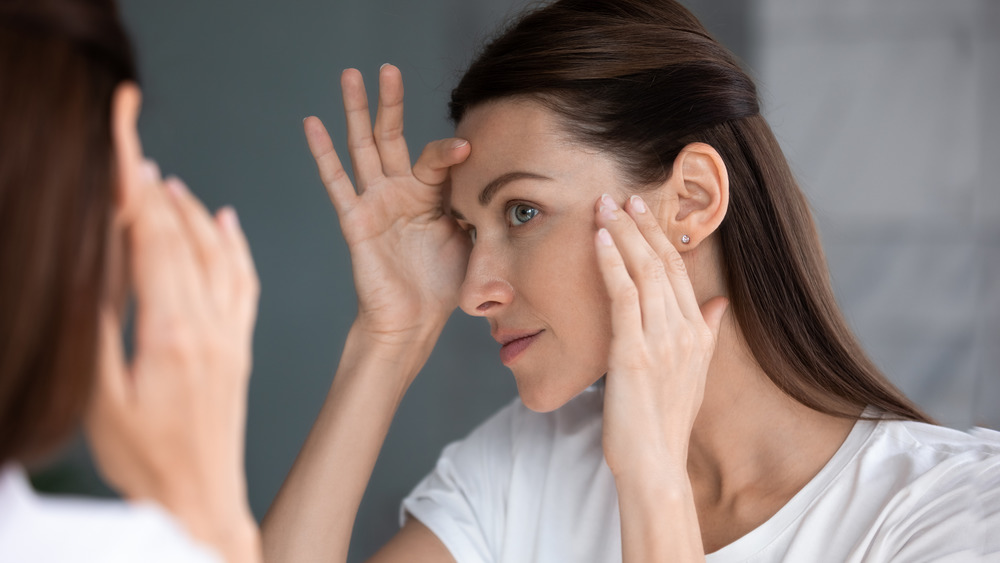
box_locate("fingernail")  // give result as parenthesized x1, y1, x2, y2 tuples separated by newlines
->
(165, 176, 188, 197)
(141, 159, 160, 183)
(219, 207, 240, 231)
(380, 63, 390, 70)
(450, 139, 469, 150)
(599, 194, 618, 219)
(597, 228, 613, 247)
(630, 195, 647, 213)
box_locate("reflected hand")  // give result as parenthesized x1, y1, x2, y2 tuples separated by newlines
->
(304, 65, 472, 347)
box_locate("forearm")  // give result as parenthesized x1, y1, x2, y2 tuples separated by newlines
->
(616, 464, 704, 562)
(261, 320, 443, 562)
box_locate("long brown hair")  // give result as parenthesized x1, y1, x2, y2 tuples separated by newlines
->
(450, 0, 930, 422)
(0, 0, 138, 465)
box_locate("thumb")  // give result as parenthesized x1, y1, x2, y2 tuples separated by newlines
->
(87, 306, 129, 427)
(84, 307, 131, 489)
(412, 138, 471, 186)
(700, 296, 730, 344)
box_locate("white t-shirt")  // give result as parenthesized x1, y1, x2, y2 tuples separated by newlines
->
(401, 387, 1000, 562)
(0, 464, 222, 563)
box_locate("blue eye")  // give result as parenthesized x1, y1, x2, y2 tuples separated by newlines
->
(467, 227, 477, 244)
(508, 203, 539, 226)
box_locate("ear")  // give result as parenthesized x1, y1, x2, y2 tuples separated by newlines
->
(654, 142, 729, 250)
(110, 82, 144, 222)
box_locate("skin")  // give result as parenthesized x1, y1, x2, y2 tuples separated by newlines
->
(263, 66, 858, 561)
(449, 98, 619, 411)
(83, 83, 262, 562)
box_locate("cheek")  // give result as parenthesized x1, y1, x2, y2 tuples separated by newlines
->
(525, 220, 613, 362)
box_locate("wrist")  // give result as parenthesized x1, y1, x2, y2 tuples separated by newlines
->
(163, 490, 259, 562)
(343, 316, 446, 379)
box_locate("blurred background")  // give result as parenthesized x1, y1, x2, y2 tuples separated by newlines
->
(30, 0, 997, 560)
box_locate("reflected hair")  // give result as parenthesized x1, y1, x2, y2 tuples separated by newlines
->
(0, 0, 138, 464)
(450, 0, 930, 422)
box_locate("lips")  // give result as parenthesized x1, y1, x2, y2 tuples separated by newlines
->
(496, 330, 543, 365)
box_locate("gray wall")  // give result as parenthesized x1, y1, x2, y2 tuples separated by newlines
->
(115, 2, 529, 559)
(756, 0, 1000, 429)
(31, 1, 996, 561)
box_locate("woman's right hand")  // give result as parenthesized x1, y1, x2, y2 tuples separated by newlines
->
(304, 64, 472, 349)
(86, 160, 260, 563)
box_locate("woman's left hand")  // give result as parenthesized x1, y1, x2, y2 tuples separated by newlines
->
(593, 193, 727, 560)
(593, 191, 728, 487)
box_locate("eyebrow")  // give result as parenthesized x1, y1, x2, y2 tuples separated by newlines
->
(451, 171, 553, 221)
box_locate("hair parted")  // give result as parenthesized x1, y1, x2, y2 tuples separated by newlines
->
(0, 0, 138, 464)
(451, 0, 930, 422)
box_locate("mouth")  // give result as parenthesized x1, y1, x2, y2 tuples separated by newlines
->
(495, 330, 543, 366)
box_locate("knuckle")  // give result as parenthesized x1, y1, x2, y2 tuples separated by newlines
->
(245, 269, 261, 299)
(697, 324, 716, 347)
(347, 133, 376, 152)
(234, 268, 260, 302)
(376, 123, 404, 142)
(611, 347, 650, 374)
(640, 259, 667, 282)
(321, 164, 350, 187)
(675, 328, 695, 351)
(151, 316, 200, 363)
(664, 250, 688, 278)
(200, 235, 224, 262)
(616, 285, 640, 308)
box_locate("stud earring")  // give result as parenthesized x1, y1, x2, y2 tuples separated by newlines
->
(680, 234, 691, 244)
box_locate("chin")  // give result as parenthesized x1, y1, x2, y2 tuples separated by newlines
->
(511, 367, 604, 413)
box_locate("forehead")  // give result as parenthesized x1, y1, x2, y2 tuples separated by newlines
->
(450, 100, 591, 201)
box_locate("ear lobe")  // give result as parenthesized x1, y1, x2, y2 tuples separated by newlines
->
(110, 82, 143, 219)
(663, 142, 729, 248)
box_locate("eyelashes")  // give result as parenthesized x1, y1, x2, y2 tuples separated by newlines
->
(507, 202, 540, 226)
(459, 200, 542, 244)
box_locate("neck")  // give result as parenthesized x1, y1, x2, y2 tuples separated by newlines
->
(685, 312, 858, 504)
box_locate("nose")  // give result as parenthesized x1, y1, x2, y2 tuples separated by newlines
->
(458, 243, 514, 317)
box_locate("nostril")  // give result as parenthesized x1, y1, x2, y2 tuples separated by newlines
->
(477, 301, 501, 313)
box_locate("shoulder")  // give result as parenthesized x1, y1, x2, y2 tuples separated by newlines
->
(865, 417, 1000, 472)
(858, 417, 1000, 509)
(399, 387, 607, 562)
(853, 419, 1000, 559)
(0, 465, 221, 563)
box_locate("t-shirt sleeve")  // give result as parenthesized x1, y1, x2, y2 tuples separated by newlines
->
(399, 399, 520, 563)
(873, 427, 1000, 562)
(972, 428, 1000, 559)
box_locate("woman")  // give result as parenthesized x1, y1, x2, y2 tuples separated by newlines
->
(264, 0, 999, 561)
(0, 0, 261, 560)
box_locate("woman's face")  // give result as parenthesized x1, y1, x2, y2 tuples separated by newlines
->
(450, 99, 635, 412)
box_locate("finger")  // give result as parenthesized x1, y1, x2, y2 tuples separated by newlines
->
(215, 206, 260, 329)
(94, 305, 129, 409)
(412, 138, 471, 186)
(304, 116, 358, 217)
(341, 68, 383, 189)
(83, 307, 130, 480)
(595, 194, 674, 332)
(128, 166, 205, 331)
(164, 176, 230, 306)
(594, 227, 644, 346)
(373, 64, 411, 177)
(624, 194, 703, 322)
